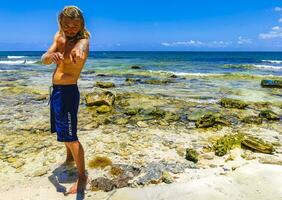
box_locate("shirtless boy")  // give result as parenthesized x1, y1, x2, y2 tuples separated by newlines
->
(41, 6, 90, 194)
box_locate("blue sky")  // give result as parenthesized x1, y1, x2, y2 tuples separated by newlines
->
(0, 0, 282, 51)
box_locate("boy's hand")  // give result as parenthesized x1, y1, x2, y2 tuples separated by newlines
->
(49, 52, 64, 64)
(69, 48, 84, 64)
(69, 40, 89, 64)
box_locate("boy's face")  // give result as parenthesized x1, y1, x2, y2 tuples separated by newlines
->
(61, 16, 82, 38)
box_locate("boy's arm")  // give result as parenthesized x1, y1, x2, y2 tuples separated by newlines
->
(41, 32, 63, 65)
(69, 39, 89, 64)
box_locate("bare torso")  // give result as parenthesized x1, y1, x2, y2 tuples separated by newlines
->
(52, 35, 86, 85)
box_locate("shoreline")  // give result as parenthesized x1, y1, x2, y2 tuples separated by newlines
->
(0, 53, 282, 199)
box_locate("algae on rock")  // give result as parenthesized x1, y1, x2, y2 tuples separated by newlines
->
(213, 133, 245, 156)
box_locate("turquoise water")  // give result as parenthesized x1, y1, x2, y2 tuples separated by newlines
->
(0, 51, 282, 77)
(0, 51, 281, 103)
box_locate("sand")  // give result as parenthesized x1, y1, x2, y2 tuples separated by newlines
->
(1, 161, 281, 200)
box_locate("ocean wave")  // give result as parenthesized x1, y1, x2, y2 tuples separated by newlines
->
(94, 68, 281, 79)
(262, 60, 282, 64)
(224, 63, 282, 70)
(253, 64, 282, 70)
(0, 69, 18, 72)
(223, 64, 255, 69)
(7, 56, 26, 59)
(153, 70, 223, 77)
(154, 70, 281, 79)
(0, 60, 37, 65)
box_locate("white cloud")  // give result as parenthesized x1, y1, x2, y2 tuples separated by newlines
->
(210, 41, 232, 47)
(161, 40, 204, 47)
(161, 42, 171, 47)
(161, 40, 232, 48)
(237, 36, 252, 45)
(279, 18, 282, 23)
(259, 26, 282, 39)
(274, 7, 282, 12)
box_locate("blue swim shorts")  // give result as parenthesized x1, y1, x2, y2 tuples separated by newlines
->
(50, 84, 80, 142)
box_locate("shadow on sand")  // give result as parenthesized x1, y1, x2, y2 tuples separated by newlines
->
(48, 163, 87, 200)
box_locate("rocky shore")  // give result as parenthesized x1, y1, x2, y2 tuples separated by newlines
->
(0, 71, 281, 200)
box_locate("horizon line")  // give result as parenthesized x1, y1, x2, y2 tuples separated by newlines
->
(1, 50, 282, 53)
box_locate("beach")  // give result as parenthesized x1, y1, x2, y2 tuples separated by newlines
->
(0, 51, 282, 200)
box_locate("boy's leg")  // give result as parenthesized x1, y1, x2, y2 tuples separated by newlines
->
(64, 143, 74, 163)
(65, 140, 87, 194)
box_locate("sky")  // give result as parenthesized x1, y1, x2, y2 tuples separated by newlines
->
(0, 0, 282, 51)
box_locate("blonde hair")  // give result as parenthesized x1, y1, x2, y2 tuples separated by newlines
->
(58, 6, 90, 39)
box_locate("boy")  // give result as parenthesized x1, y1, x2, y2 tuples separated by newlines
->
(41, 5, 90, 194)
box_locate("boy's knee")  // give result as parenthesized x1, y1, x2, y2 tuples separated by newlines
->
(65, 140, 80, 147)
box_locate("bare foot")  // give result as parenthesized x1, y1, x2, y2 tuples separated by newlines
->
(65, 176, 89, 195)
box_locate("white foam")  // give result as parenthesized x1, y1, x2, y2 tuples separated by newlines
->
(148, 70, 223, 77)
(262, 60, 282, 64)
(253, 64, 282, 70)
(0, 60, 37, 65)
(173, 72, 223, 76)
(0, 69, 18, 72)
(7, 56, 26, 59)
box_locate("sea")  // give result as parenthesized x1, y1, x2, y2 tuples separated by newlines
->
(0, 51, 281, 103)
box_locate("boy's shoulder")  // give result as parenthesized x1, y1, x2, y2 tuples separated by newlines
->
(55, 31, 66, 45)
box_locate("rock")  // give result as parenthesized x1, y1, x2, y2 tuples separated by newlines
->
(195, 113, 230, 128)
(200, 152, 215, 160)
(241, 150, 256, 160)
(11, 160, 25, 168)
(34, 94, 48, 101)
(96, 73, 108, 77)
(137, 121, 148, 128)
(85, 91, 115, 106)
(242, 116, 263, 124)
(219, 98, 248, 109)
(176, 146, 185, 157)
(96, 81, 115, 88)
(115, 118, 129, 125)
(261, 79, 282, 88)
(32, 167, 49, 177)
(124, 108, 141, 115)
(90, 164, 141, 191)
(96, 105, 112, 113)
(88, 156, 113, 169)
(187, 110, 214, 121)
(111, 164, 141, 187)
(158, 120, 170, 126)
(259, 155, 282, 165)
(117, 99, 130, 107)
(90, 177, 115, 192)
(136, 161, 195, 186)
(142, 107, 166, 117)
(169, 74, 178, 78)
(252, 102, 271, 109)
(164, 112, 180, 122)
(95, 116, 111, 125)
(185, 148, 198, 163)
(144, 79, 172, 85)
(7, 157, 18, 163)
(213, 133, 244, 156)
(161, 170, 174, 184)
(83, 122, 99, 129)
(130, 65, 142, 69)
(195, 114, 216, 128)
(259, 110, 280, 120)
(125, 78, 141, 83)
(241, 136, 274, 154)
